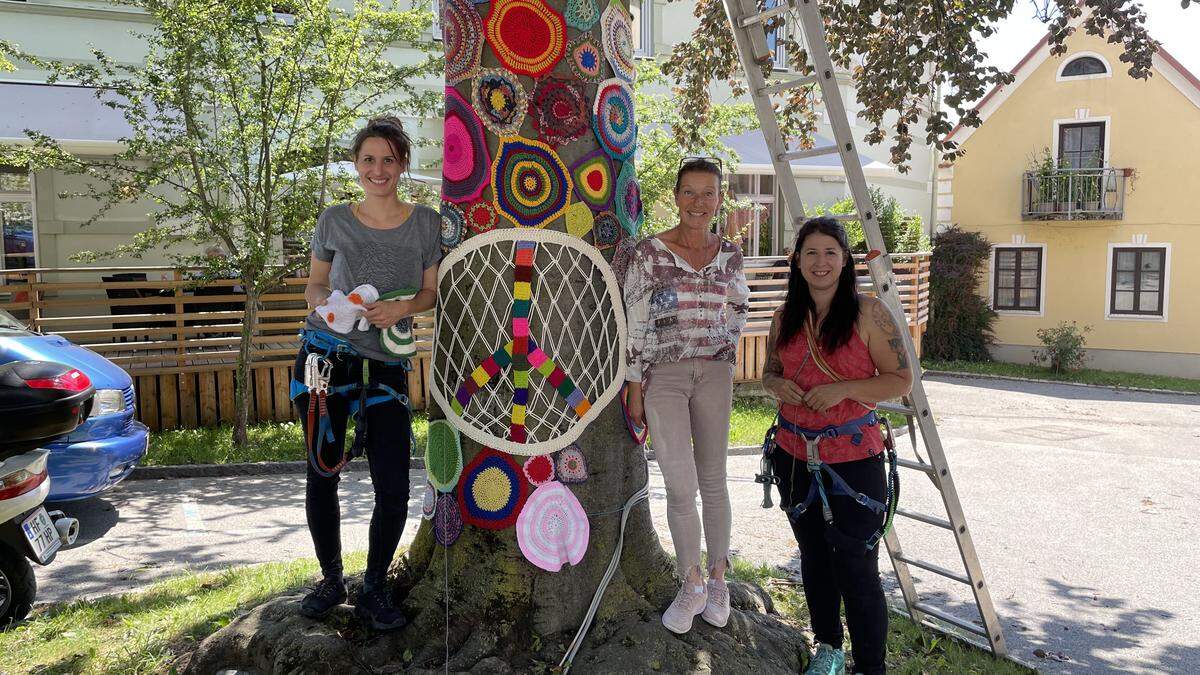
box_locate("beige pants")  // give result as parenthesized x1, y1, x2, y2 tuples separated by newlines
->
(644, 358, 733, 574)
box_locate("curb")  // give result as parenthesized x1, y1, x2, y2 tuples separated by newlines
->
(922, 369, 1199, 397)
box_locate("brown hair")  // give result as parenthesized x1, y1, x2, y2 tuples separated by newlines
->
(349, 115, 412, 169)
(673, 157, 724, 194)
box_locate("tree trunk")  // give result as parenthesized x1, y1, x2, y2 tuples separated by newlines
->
(232, 286, 258, 448)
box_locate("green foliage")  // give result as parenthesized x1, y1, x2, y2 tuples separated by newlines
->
(813, 186, 928, 253)
(922, 358, 1200, 393)
(1033, 321, 1092, 373)
(923, 226, 996, 361)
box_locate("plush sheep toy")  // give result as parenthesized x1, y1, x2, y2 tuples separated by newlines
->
(378, 288, 419, 358)
(316, 284, 380, 334)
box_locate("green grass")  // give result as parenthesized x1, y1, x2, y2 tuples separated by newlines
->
(1, 553, 1024, 674)
(923, 359, 1200, 394)
(0, 553, 367, 675)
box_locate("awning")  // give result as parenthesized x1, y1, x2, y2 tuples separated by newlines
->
(0, 82, 131, 151)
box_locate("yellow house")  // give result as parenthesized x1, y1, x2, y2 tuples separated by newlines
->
(939, 15, 1200, 379)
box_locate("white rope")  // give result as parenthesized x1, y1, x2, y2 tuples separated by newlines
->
(431, 228, 628, 455)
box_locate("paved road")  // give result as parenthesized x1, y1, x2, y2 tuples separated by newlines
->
(37, 376, 1200, 674)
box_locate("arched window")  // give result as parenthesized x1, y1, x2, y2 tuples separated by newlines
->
(1062, 56, 1108, 78)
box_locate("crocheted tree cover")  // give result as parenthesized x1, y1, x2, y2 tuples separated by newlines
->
(464, 200, 499, 235)
(421, 482, 438, 520)
(426, 419, 464, 492)
(440, 201, 466, 251)
(592, 210, 622, 249)
(530, 77, 590, 149)
(490, 136, 573, 229)
(569, 147, 615, 211)
(433, 493, 463, 546)
(566, 34, 604, 83)
(516, 481, 590, 571)
(472, 68, 528, 137)
(443, 87, 491, 204)
(600, 3, 636, 83)
(564, 0, 599, 31)
(378, 287, 419, 358)
(554, 444, 588, 484)
(457, 447, 530, 530)
(592, 78, 637, 161)
(522, 453, 556, 486)
(485, 0, 566, 78)
(442, 0, 483, 85)
(564, 201, 595, 240)
(614, 161, 644, 236)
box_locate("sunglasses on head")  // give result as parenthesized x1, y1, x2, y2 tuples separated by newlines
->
(678, 156, 724, 173)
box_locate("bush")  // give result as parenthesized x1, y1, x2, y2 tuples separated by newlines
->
(816, 187, 929, 253)
(1033, 321, 1091, 373)
(923, 226, 996, 361)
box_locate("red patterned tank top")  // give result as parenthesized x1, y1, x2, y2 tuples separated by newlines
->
(775, 324, 883, 464)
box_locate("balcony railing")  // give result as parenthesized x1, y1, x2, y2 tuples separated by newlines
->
(1021, 167, 1128, 221)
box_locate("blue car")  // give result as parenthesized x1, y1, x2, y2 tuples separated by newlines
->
(0, 309, 149, 501)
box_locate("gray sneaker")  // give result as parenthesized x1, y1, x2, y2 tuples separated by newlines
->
(662, 582, 707, 634)
(701, 579, 730, 627)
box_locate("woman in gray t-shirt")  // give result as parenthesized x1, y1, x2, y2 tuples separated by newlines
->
(294, 116, 440, 631)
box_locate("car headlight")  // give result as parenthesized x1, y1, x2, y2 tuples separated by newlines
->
(90, 389, 127, 417)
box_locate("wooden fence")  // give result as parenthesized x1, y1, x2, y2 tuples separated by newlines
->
(0, 254, 928, 431)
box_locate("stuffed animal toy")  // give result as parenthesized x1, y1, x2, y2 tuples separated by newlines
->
(316, 284, 379, 334)
(379, 288, 419, 357)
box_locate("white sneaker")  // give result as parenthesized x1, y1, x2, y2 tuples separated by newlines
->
(701, 579, 730, 627)
(662, 582, 707, 634)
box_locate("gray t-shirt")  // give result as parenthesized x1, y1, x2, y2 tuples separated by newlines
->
(304, 203, 441, 361)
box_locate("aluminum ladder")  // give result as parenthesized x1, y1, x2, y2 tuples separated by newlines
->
(720, 0, 1007, 656)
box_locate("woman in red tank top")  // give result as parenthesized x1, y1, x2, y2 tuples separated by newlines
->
(762, 217, 913, 675)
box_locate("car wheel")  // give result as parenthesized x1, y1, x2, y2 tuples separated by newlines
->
(0, 542, 36, 628)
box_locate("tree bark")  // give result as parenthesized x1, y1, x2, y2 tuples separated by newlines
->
(232, 285, 258, 448)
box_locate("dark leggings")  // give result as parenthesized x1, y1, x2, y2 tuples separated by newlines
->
(293, 346, 412, 589)
(773, 450, 888, 675)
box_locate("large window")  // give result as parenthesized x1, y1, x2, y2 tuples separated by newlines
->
(1110, 246, 1166, 317)
(1058, 122, 1105, 169)
(725, 173, 776, 256)
(0, 168, 36, 276)
(992, 246, 1042, 312)
(629, 0, 652, 57)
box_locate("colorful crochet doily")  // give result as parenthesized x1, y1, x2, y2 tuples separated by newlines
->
(530, 77, 590, 149)
(443, 87, 491, 204)
(485, 0, 566, 78)
(566, 34, 604, 83)
(426, 419, 464, 493)
(434, 493, 463, 546)
(564, 0, 599, 31)
(522, 453, 556, 486)
(458, 447, 531, 530)
(565, 201, 595, 240)
(592, 78, 637, 162)
(472, 68, 528, 138)
(614, 161, 644, 236)
(422, 482, 438, 520)
(555, 444, 589, 484)
(443, 0, 484, 85)
(440, 200, 466, 250)
(592, 210, 621, 249)
(600, 4, 636, 83)
(569, 147, 615, 210)
(517, 481, 590, 572)
(491, 136, 573, 229)
(464, 200, 499, 235)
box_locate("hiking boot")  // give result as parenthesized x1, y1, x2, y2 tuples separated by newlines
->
(701, 578, 730, 628)
(354, 585, 408, 631)
(300, 576, 346, 619)
(804, 643, 847, 675)
(662, 582, 707, 634)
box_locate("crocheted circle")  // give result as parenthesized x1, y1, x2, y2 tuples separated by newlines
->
(422, 482, 438, 520)
(530, 77, 590, 148)
(565, 201, 595, 240)
(522, 454, 556, 486)
(600, 4, 636, 83)
(592, 210, 620, 248)
(443, 87, 491, 204)
(485, 0, 566, 78)
(426, 419, 464, 492)
(569, 148, 614, 210)
(564, 0, 599, 31)
(491, 136, 573, 229)
(472, 68, 528, 137)
(614, 161, 644, 236)
(458, 447, 531, 530)
(555, 444, 588, 484)
(434, 493, 463, 546)
(465, 200, 499, 235)
(566, 34, 604, 83)
(443, 0, 484, 85)
(440, 201, 465, 250)
(593, 78, 637, 161)
(517, 481, 590, 572)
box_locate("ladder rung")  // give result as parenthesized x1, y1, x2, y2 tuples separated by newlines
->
(778, 144, 839, 162)
(895, 507, 952, 530)
(893, 554, 971, 585)
(876, 401, 916, 416)
(758, 74, 819, 96)
(895, 457, 935, 474)
(828, 213, 861, 222)
(738, 3, 792, 28)
(912, 602, 988, 637)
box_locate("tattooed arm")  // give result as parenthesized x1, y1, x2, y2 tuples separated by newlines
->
(841, 296, 915, 405)
(762, 308, 806, 406)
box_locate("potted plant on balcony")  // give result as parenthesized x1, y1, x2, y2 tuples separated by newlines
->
(1073, 151, 1103, 214)
(1027, 147, 1058, 216)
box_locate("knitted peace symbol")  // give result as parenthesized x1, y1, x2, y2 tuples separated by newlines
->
(443, 0, 484, 85)
(614, 161, 644, 236)
(485, 0, 567, 78)
(570, 148, 615, 211)
(600, 4, 636, 83)
(593, 78, 637, 161)
(472, 68, 528, 138)
(566, 34, 604, 83)
(431, 228, 627, 455)
(491, 136, 573, 229)
(443, 87, 491, 204)
(530, 77, 590, 149)
(564, 0, 599, 31)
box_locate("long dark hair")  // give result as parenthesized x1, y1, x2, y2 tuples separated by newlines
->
(778, 216, 860, 353)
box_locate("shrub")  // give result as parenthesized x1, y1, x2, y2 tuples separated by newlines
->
(816, 187, 929, 253)
(923, 226, 996, 361)
(1033, 321, 1091, 373)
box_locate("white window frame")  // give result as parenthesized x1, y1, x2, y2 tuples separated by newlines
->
(1051, 115, 1111, 167)
(630, 0, 652, 58)
(1056, 52, 1113, 82)
(988, 243, 1047, 317)
(1104, 242, 1171, 322)
(431, 0, 441, 41)
(727, 172, 776, 256)
(0, 168, 39, 275)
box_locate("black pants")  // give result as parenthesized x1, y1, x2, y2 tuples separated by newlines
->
(293, 346, 412, 589)
(773, 450, 888, 675)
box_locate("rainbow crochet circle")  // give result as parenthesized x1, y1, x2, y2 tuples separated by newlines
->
(555, 444, 588, 484)
(522, 453, 556, 486)
(443, 0, 483, 85)
(570, 148, 615, 211)
(564, 0, 599, 31)
(465, 200, 499, 235)
(472, 68, 527, 137)
(443, 87, 491, 204)
(592, 210, 621, 248)
(566, 34, 604, 83)
(485, 0, 566, 78)
(592, 78, 637, 162)
(491, 136, 573, 229)
(517, 481, 590, 572)
(422, 482, 438, 520)
(600, 4, 636, 83)
(458, 447, 530, 530)
(530, 77, 590, 148)
(440, 201, 465, 250)
(434, 493, 463, 546)
(614, 161, 644, 236)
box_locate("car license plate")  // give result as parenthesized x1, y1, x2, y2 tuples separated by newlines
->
(21, 507, 61, 564)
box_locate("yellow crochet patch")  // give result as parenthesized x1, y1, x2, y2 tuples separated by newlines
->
(565, 201, 594, 239)
(472, 466, 514, 511)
